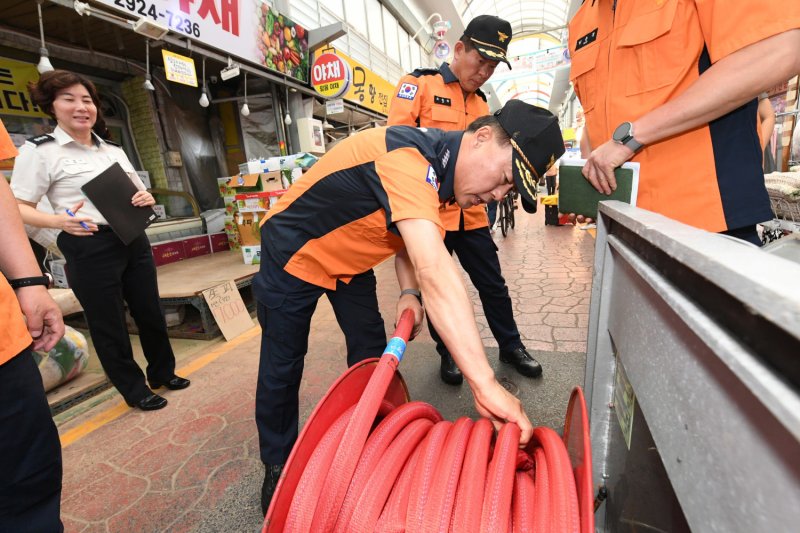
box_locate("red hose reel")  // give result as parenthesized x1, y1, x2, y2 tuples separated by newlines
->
(263, 311, 593, 532)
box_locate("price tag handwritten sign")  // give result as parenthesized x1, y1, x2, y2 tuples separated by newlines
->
(202, 281, 253, 341)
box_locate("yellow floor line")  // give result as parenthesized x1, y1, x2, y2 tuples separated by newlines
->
(60, 325, 261, 448)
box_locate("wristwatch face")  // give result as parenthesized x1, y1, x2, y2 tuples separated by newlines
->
(613, 122, 632, 143)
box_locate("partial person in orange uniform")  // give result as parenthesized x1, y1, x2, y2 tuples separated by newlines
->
(388, 15, 543, 385)
(0, 120, 65, 532)
(254, 100, 565, 513)
(569, 0, 800, 245)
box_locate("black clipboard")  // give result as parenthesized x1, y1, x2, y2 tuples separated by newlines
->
(80, 162, 158, 245)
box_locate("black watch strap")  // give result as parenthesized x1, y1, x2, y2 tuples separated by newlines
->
(8, 274, 52, 289)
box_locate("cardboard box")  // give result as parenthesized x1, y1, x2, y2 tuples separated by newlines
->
(183, 235, 211, 259)
(209, 232, 230, 253)
(234, 190, 287, 212)
(242, 245, 261, 265)
(151, 240, 185, 266)
(236, 211, 264, 246)
(49, 258, 69, 288)
(227, 171, 282, 194)
(217, 176, 233, 197)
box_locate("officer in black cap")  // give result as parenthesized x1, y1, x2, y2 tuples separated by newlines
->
(463, 14, 513, 69)
(389, 15, 548, 385)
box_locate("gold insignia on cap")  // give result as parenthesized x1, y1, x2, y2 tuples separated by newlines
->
(515, 159, 537, 201)
(498, 31, 508, 43)
(470, 38, 508, 53)
(510, 138, 539, 202)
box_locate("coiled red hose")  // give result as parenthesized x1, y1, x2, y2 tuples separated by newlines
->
(264, 310, 591, 533)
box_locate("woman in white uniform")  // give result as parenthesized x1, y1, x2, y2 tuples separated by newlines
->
(11, 70, 189, 411)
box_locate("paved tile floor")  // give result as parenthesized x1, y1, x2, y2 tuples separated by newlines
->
(56, 207, 596, 532)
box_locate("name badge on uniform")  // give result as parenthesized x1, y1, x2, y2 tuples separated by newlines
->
(433, 96, 451, 106)
(575, 28, 598, 50)
(397, 82, 418, 100)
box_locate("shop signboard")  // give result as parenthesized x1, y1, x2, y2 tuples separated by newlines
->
(162, 50, 198, 87)
(325, 98, 345, 115)
(93, 0, 309, 82)
(312, 48, 394, 116)
(0, 57, 49, 118)
(311, 53, 350, 98)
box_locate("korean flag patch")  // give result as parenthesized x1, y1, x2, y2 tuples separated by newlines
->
(397, 82, 418, 100)
(425, 165, 439, 191)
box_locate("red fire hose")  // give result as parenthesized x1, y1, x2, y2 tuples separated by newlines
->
(264, 310, 593, 533)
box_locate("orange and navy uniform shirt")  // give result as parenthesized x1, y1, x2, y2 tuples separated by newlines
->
(569, 0, 800, 233)
(387, 63, 490, 231)
(259, 126, 462, 290)
(0, 119, 33, 364)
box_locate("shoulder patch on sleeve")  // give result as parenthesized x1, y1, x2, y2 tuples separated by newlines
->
(397, 82, 419, 100)
(425, 165, 439, 191)
(27, 134, 55, 146)
(475, 88, 487, 102)
(410, 67, 440, 78)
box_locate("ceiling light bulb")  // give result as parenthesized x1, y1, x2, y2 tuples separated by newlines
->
(241, 103, 250, 116)
(199, 91, 209, 107)
(284, 112, 292, 126)
(143, 76, 155, 91)
(37, 48, 53, 73)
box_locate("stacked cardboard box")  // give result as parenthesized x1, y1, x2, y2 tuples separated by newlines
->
(222, 156, 312, 264)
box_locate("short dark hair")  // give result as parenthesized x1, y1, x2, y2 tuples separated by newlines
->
(466, 115, 510, 145)
(458, 35, 477, 53)
(28, 70, 110, 139)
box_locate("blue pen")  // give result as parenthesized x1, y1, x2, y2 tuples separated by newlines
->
(65, 208, 91, 230)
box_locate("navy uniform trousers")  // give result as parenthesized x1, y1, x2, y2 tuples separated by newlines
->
(254, 254, 387, 466)
(0, 349, 63, 533)
(428, 226, 523, 357)
(57, 228, 176, 404)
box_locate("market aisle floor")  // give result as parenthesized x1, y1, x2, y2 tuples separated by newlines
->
(56, 207, 597, 533)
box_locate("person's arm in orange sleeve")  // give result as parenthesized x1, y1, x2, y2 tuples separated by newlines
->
(394, 248, 424, 340)
(395, 217, 533, 446)
(584, 29, 800, 194)
(0, 177, 64, 352)
(386, 74, 424, 127)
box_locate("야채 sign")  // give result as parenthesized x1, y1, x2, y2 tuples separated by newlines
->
(311, 53, 350, 98)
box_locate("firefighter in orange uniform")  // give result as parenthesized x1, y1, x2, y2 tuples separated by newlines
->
(0, 120, 64, 532)
(569, 0, 800, 244)
(254, 100, 565, 513)
(388, 15, 543, 386)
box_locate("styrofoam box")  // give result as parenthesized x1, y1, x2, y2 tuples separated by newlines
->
(49, 258, 69, 288)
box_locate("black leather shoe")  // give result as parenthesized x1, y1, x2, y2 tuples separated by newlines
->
(150, 376, 191, 390)
(439, 352, 463, 385)
(499, 347, 543, 378)
(128, 393, 168, 411)
(261, 463, 284, 515)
